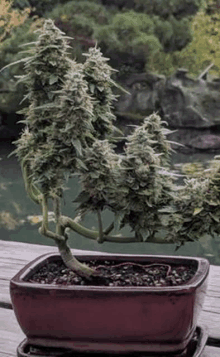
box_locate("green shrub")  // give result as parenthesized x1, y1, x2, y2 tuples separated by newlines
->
(111, 11, 155, 36)
(12, 0, 72, 16)
(131, 33, 162, 59)
(175, 9, 220, 76)
(49, 1, 109, 60)
(95, 11, 159, 63)
(126, 0, 203, 19)
(150, 6, 220, 77)
(50, 0, 107, 25)
(0, 18, 42, 112)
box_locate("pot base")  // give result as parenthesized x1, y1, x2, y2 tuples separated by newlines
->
(17, 326, 208, 357)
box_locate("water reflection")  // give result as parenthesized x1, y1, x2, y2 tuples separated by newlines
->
(0, 142, 220, 265)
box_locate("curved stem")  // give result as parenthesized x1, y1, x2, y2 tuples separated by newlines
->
(41, 194, 49, 231)
(21, 161, 41, 204)
(39, 194, 65, 242)
(57, 239, 97, 279)
(39, 226, 66, 241)
(53, 197, 97, 279)
(60, 216, 173, 244)
(61, 215, 99, 239)
(97, 209, 104, 243)
(104, 222, 114, 235)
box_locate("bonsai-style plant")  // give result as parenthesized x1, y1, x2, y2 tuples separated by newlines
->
(6, 19, 215, 355)
(8, 19, 220, 279)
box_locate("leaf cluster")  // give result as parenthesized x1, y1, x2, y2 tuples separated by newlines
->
(102, 0, 202, 19)
(83, 46, 118, 139)
(76, 140, 121, 213)
(14, 20, 119, 197)
(12, 0, 71, 17)
(94, 10, 192, 68)
(116, 114, 177, 240)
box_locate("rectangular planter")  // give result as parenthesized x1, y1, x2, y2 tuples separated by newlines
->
(10, 253, 209, 354)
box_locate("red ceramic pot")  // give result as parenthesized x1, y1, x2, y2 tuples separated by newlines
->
(10, 253, 209, 354)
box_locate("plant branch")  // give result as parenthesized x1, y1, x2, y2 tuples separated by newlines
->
(57, 239, 97, 279)
(41, 194, 49, 231)
(39, 194, 65, 242)
(97, 209, 104, 243)
(52, 196, 97, 278)
(60, 216, 173, 244)
(21, 161, 41, 204)
(104, 222, 114, 235)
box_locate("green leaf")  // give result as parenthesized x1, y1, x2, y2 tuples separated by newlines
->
(139, 229, 150, 241)
(159, 214, 170, 226)
(113, 212, 124, 233)
(97, 86, 104, 92)
(89, 84, 95, 94)
(158, 206, 177, 213)
(193, 207, 203, 215)
(49, 74, 58, 85)
(207, 200, 218, 206)
(71, 139, 82, 156)
(34, 104, 54, 111)
(73, 191, 90, 204)
(209, 212, 220, 223)
(76, 158, 88, 171)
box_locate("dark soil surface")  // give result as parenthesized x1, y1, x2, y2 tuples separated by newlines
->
(27, 259, 197, 287)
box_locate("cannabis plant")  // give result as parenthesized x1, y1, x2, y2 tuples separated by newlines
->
(6, 19, 220, 278)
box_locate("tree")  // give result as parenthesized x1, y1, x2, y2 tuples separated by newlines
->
(13, 20, 220, 279)
(149, 1, 220, 76)
(0, 0, 30, 42)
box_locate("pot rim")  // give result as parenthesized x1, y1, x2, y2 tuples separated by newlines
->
(10, 252, 210, 294)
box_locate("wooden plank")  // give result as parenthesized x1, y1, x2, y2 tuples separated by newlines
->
(202, 296, 220, 314)
(0, 240, 102, 263)
(201, 346, 220, 357)
(0, 279, 11, 308)
(0, 308, 25, 357)
(199, 310, 220, 340)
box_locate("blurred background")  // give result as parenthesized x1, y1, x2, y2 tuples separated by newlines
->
(0, 0, 220, 264)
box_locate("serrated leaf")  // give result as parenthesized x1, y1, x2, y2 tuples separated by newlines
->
(71, 139, 82, 156)
(207, 200, 218, 206)
(97, 86, 104, 92)
(34, 103, 54, 111)
(76, 158, 88, 171)
(90, 172, 100, 179)
(89, 83, 95, 94)
(158, 206, 177, 213)
(113, 212, 124, 233)
(49, 74, 58, 85)
(139, 229, 150, 241)
(193, 207, 203, 215)
(159, 214, 170, 226)
(209, 212, 220, 222)
(73, 191, 90, 204)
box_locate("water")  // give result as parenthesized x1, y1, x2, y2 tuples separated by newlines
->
(1, 141, 220, 265)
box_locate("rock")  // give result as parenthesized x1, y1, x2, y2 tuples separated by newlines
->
(188, 134, 220, 150)
(116, 68, 220, 130)
(115, 72, 165, 116)
(159, 69, 220, 128)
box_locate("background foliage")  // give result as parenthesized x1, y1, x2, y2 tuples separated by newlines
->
(0, 0, 220, 113)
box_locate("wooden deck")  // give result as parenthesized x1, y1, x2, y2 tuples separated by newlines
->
(0, 240, 220, 357)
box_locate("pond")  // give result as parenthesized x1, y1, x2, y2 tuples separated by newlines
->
(0, 141, 220, 265)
